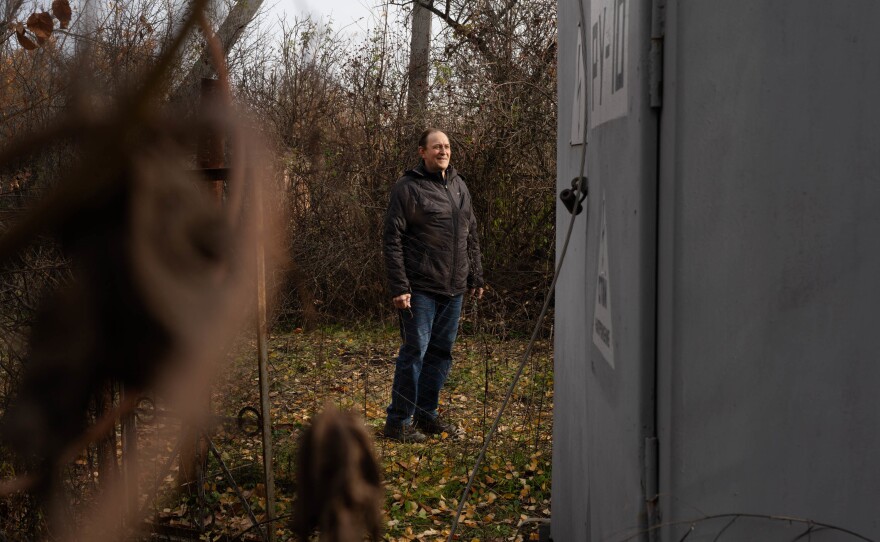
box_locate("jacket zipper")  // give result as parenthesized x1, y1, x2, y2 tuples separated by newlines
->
(444, 179, 459, 294)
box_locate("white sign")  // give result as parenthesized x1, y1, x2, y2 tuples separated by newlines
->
(590, 0, 628, 128)
(592, 199, 615, 368)
(570, 24, 587, 145)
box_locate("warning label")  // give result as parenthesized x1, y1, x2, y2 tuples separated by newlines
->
(570, 24, 587, 145)
(592, 199, 615, 367)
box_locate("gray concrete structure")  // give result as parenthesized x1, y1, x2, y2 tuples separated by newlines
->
(554, 1, 880, 540)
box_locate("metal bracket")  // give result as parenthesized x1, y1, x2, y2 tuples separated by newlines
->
(559, 176, 588, 215)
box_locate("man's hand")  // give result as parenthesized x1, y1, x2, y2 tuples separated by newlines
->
(392, 293, 412, 309)
(469, 287, 484, 300)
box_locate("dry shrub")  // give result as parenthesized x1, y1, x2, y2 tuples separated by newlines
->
(232, 1, 558, 331)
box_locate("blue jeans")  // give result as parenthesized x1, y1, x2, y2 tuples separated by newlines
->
(386, 291, 463, 428)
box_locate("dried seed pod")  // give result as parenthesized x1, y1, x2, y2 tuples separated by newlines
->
(292, 404, 383, 542)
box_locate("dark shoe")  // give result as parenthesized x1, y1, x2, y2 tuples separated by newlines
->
(413, 415, 458, 436)
(383, 423, 427, 443)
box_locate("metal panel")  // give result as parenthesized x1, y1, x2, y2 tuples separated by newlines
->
(553, 3, 592, 538)
(657, 1, 880, 538)
(554, 0, 658, 539)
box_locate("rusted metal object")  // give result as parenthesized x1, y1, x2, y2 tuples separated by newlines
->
(135, 397, 262, 437)
(197, 78, 225, 204)
(177, 77, 226, 492)
(254, 168, 277, 542)
(196, 76, 276, 541)
(132, 77, 277, 541)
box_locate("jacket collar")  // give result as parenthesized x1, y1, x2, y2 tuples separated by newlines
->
(408, 160, 457, 184)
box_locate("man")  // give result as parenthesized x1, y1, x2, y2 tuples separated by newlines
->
(382, 129, 485, 443)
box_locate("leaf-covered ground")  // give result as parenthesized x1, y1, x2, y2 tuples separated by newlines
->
(141, 321, 554, 541)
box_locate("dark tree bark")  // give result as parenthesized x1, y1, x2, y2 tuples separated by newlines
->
(406, 0, 432, 128)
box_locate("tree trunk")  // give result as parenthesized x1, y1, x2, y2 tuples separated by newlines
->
(406, 0, 432, 128)
(170, 0, 266, 105)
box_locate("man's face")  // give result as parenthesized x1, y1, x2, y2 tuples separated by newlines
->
(419, 131, 451, 173)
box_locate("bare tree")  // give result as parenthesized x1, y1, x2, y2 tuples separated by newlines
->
(406, 0, 432, 127)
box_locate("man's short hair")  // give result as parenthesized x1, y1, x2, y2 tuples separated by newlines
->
(418, 128, 444, 149)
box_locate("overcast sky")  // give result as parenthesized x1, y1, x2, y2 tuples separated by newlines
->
(263, 0, 385, 34)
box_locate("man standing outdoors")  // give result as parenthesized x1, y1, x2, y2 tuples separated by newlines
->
(382, 129, 485, 443)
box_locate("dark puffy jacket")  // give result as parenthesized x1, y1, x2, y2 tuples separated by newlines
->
(384, 162, 484, 297)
